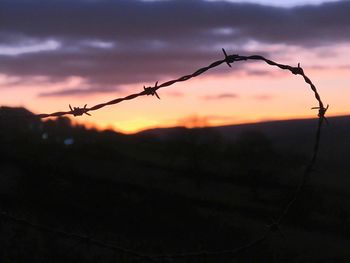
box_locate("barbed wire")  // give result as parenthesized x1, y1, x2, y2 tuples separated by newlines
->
(1, 49, 327, 261)
(36, 49, 327, 120)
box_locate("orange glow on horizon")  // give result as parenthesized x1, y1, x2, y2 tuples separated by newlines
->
(65, 111, 348, 135)
(1, 58, 349, 134)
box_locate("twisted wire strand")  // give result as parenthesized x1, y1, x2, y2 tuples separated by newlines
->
(36, 49, 327, 120)
(2, 49, 327, 261)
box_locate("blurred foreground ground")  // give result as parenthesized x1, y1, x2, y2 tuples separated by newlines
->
(0, 107, 350, 262)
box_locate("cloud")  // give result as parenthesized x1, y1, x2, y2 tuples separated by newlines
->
(0, 39, 60, 56)
(202, 93, 239, 100)
(0, 0, 349, 95)
(252, 94, 275, 101)
(207, 0, 340, 8)
(2, 0, 348, 45)
(38, 85, 120, 97)
(244, 69, 274, 76)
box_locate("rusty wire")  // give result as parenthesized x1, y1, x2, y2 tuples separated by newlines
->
(2, 49, 327, 261)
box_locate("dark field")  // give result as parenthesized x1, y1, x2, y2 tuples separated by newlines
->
(1, 107, 350, 262)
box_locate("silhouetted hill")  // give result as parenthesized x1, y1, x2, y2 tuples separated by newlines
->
(139, 115, 350, 147)
(139, 115, 350, 191)
(139, 116, 350, 175)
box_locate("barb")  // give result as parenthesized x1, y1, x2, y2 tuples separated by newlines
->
(69, 104, 91, 116)
(144, 81, 161, 99)
(4, 49, 327, 261)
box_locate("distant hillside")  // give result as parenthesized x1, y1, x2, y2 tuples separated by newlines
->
(139, 116, 350, 142)
(1, 106, 349, 188)
(139, 115, 350, 188)
(138, 115, 350, 151)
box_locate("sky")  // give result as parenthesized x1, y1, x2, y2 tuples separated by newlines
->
(0, 0, 349, 133)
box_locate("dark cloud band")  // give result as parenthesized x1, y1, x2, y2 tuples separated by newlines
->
(0, 0, 349, 95)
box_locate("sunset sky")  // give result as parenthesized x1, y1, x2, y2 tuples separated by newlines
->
(1, 0, 349, 133)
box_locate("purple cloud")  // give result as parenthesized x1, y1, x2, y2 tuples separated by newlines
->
(0, 0, 349, 96)
(202, 93, 239, 100)
(38, 86, 120, 97)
